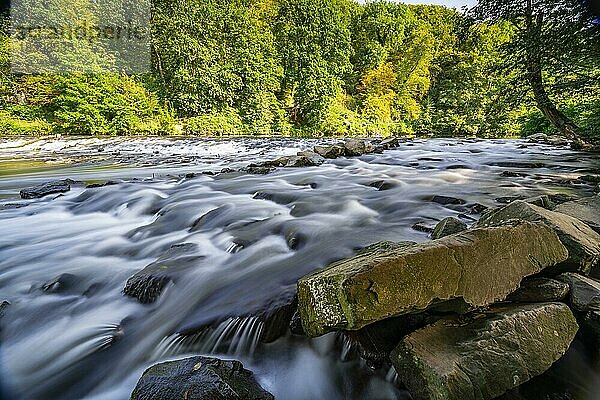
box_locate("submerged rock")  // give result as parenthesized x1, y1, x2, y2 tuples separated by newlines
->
(431, 195, 466, 206)
(20, 179, 72, 199)
(130, 356, 273, 400)
(476, 201, 600, 276)
(123, 243, 204, 304)
(41, 273, 79, 293)
(391, 303, 578, 400)
(297, 222, 567, 336)
(431, 217, 467, 239)
(554, 196, 600, 234)
(506, 278, 570, 303)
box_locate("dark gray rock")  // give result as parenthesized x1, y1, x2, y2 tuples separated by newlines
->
(130, 356, 273, 400)
(86, 181, 119, 189)
(313, 144, 345, 159)
(379, 137, 399, 149)
(20, 180, 72, 199)
(557, 273, 600, 347)
(0, 300, 10, 318)
(476, 201, 600, 276)
(346, 312, 437, 368)
(367, 180, 396, 191)
(123, 243, 204, 304)
(557, 273, 600, 313)
(431, 217, 467, 240)
(431, 195, 466, 206)
(41, 273, 79, 293)
(507, 278, 570, 303)
(579, 175, 600, 184)
(391, 303, 578, 400)
(0, 203, 29, 210)
(555, 196, 600, 234)
(344, 139, 370, 156)
(411, 222, 436, 233)
(525, 195, 555, 210)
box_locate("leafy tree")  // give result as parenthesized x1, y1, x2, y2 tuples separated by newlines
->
(473, 0, 600, 143)
(274, 0, 353, 127)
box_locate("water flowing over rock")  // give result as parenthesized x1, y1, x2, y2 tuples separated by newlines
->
(475, 201, 600, 276)
(130, 356, 274, 400)
(431, 217, 467, 239)
(297, 222, 568, 337)
(391, 303, 578, 400)
(19, 179, 72, 199)
(123, 243, 205, 304)
(554, 196, 600, 234)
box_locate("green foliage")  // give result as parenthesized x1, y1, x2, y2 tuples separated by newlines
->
(1, 0, 598, 138)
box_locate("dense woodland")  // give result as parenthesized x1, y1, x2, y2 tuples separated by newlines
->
(0, 0, 598, 140)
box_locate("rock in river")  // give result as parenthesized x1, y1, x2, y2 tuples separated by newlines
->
(391, 303, 578, 400)
(131, 356, 273, 400)
(554, 196, 600, 234)
(123, 243, 205, 304)
(19, 179, 72, 199)
(431, 217, 467, 239)
(475, 201, 600, 276)
(297, 222, 567, 336)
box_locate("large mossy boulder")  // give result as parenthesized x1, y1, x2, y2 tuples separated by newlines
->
(475, 201, 600, 276)
(391, 303, 578, 400)
(130, 356, 273, 400)
(123, 243, 204, 304)
(554, 196, 600, 234)
(297, 222, 567, 336)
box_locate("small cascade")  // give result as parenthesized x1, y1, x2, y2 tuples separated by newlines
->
(339, 334, 356, 362)
(153, 316, 265, 359)
(385, 366, 398, 384)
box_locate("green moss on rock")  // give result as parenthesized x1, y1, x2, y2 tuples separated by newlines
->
(298, 222, 568, 337)
(391, 303, 579, 400)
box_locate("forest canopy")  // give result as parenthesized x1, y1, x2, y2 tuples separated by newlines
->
(0, 0, 598, 140)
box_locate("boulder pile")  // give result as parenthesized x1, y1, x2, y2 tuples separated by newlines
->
(295, 194, 600, 400)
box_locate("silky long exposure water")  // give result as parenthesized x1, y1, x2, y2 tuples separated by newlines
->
(0, 137, 598, 399)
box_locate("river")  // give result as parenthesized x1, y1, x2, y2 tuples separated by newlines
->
(0, 137, 598, 399)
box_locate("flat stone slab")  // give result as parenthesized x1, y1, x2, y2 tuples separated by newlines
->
(475, 201, 600, 276)
(20, 179, 72, 199)
(391, 303, 578, 400)
(554, 196, 600, 234)
(298, 222, 567, 336)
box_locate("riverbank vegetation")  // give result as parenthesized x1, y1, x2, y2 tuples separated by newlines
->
(0, 0, 598, 140)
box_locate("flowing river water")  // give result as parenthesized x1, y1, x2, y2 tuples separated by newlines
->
(0, 137, 598, 400)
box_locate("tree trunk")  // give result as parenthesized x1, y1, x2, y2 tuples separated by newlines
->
(525, 61, 580, 140)
(524, 0, 584, 144)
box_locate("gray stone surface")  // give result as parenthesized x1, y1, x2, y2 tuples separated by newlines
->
(391, 303, 578, 400)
